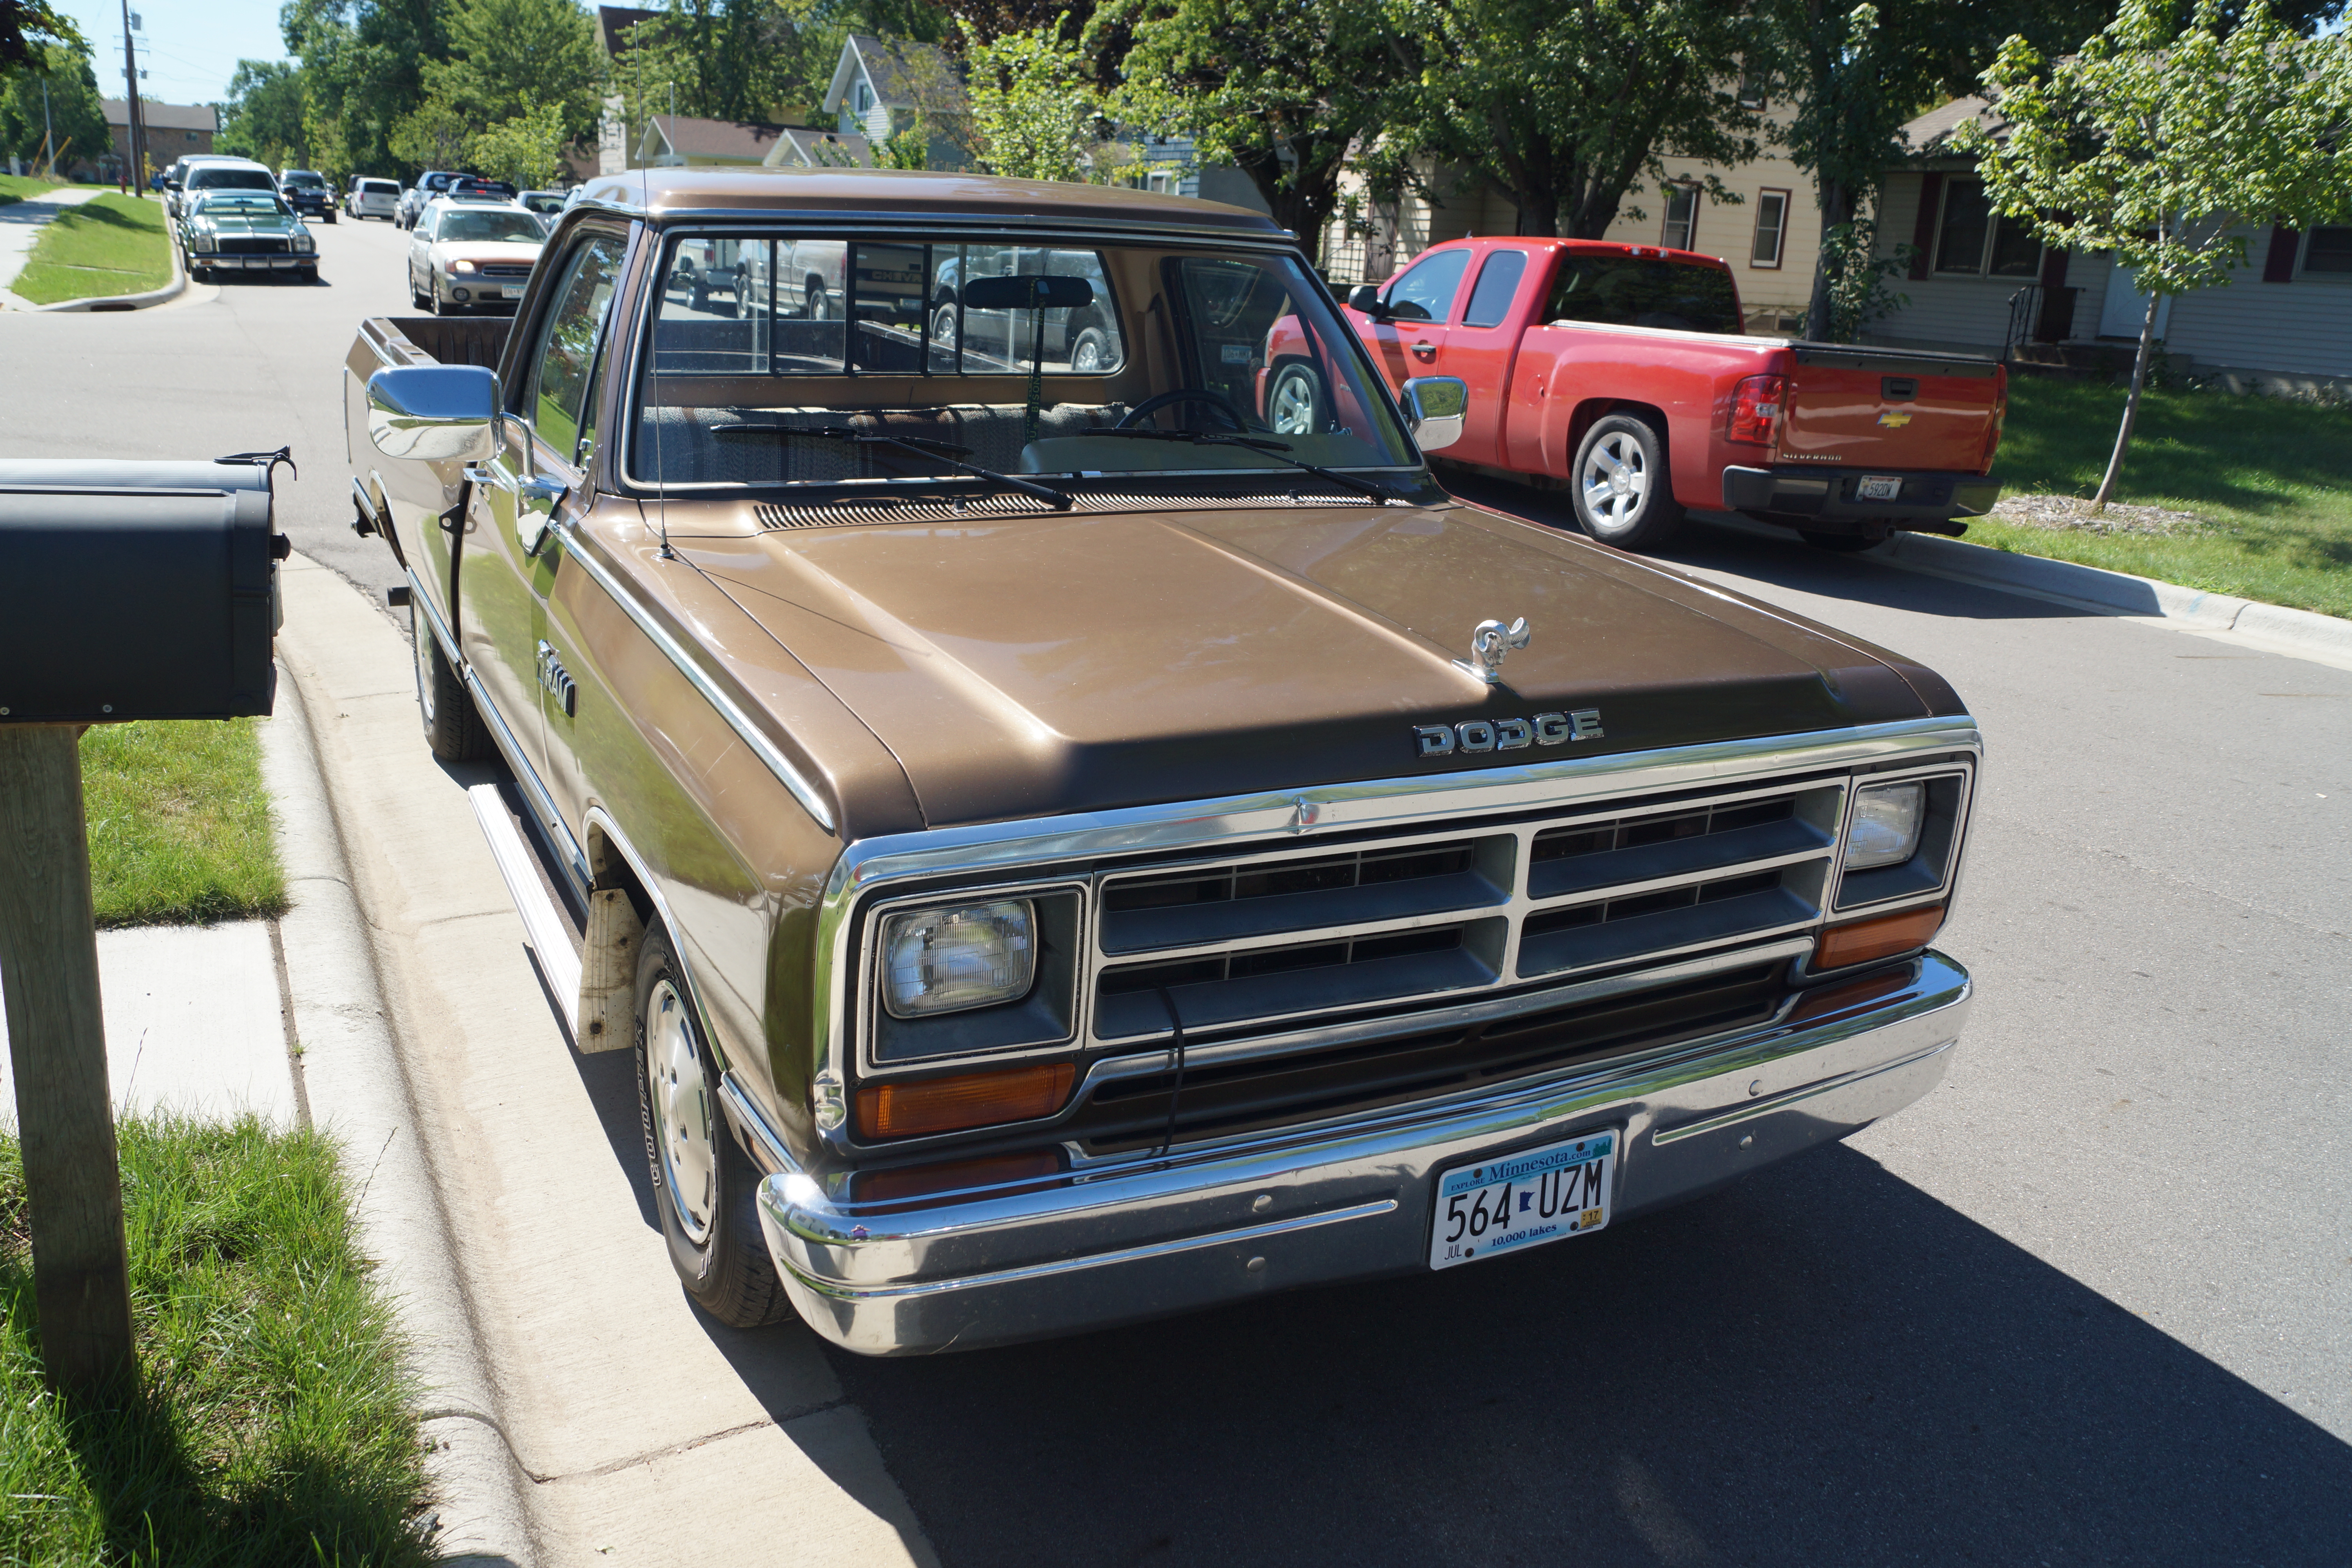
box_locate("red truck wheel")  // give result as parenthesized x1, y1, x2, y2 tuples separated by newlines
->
(1573, 415, 1683, 550)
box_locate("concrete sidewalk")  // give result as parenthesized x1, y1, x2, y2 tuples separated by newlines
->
(272, 553, 937, 1568)
(0, 183, 103, 307)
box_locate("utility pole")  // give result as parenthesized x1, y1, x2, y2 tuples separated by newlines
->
(118, 0, 144, 195)
(41, 79, 54, 179)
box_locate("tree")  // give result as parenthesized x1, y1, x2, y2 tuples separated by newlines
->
(281, 0, 451, 176)
(1097, 0, 1408, 263)
(0, 0, 85, 76)
(218, 60, 309, 168)
(1381, 0, 1760, 240)
(389, 95, 474, 171)
(963, 22, 1103, 180)
(470, 102, 570, 185)
(426, 0, 602, 148)
(1960, 0, 2352, 507)
(0, 40, 104, 171)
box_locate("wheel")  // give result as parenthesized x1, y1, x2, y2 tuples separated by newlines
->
(804, 278, 830, 320)
(635, 920, 792, 1329)
(689, 280, 709, 312)
(1266, 361, 1327, 435)
(299, 267, 318, 283)
(1572, 413, 1684, 550)
(930, 303, 957, 353)
(411, 276, 428, 309)
(324, 212, 336, 224)
(409, 601, 493, 763)
(1799, 530, 1886, 553)
(1070, 324, 1114, 374)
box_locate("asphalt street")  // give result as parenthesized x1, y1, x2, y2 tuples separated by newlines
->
(4, 224, 2348, 1564)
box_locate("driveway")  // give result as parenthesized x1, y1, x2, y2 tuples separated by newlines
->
(2, 268, 2345, 1563)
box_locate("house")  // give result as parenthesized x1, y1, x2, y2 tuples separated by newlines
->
(637, 114, 790, 169)
(89, 98, 213, 183)
(593, 5, 659, 176)
(764, 127, 873, 170)
(1319, 101, 1824, 332)
(1869, 96, 2352, 396)
(822, 34, 971, 169)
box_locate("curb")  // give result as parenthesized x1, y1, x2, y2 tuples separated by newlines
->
(1872, 530, 2352, 667)
(257, 642, 535, 1566)
(24, 207, 186, 312)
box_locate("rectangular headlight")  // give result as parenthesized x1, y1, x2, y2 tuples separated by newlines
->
(1845, 782, 1925, 870)
(881, 900, 1035, 1018)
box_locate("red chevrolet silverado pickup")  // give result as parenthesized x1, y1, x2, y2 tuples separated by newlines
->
(1321, 237, 2006, 552)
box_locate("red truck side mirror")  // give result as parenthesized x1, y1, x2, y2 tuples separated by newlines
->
(1347, 284, 1388, 320)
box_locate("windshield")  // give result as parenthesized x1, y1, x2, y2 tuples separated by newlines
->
(632, 234, 1413, 491)
(435, 209, 544, 244)
(282, 172, 324, 188)
(189, 167, 274, 192)
(1544, 253, 1742, 335)
(195, 192, 291, 217)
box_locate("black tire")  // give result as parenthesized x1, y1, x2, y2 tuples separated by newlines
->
(1799, 530, 1886, 554)
(804, 278, 830, 320)
(635, 920, 792, 1329)
(1070, 324, 1114, 374)
(409, 601, 493, 763)
(1572, 413, 1684, 551)
(1265, 360, 1327, 436)
(930, 303, 957, 354)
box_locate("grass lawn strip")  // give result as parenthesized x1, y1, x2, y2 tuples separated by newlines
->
(1981, 378, 2352, 621)
(11, 192, 171, 305)
(83, 719, 288, 927)
(0, 1117, 434, 1565)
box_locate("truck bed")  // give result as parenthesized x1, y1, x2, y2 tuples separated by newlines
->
(360, 314, 510, 370)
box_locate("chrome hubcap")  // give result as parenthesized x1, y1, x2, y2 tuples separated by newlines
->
(1270, 371, 1317, 435)
(645, 979, 716, 1245)
(1074, 336, 1101, 372)
(1580, 433, 1648, 529)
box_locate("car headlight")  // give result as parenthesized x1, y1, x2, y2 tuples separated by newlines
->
(880, 900, 1036, 1018)
(192, 233, 216, 252)
(1844, 782, 1925, 870)
(292, 234, 314, 253)
(451, 258, 476, 274)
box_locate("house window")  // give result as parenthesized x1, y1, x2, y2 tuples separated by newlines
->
(1934, 178, 2040, 277)
(1750, 189, 1788, 269)
(1662, 185, 1699, 251)
(855, 82, 873, 114)
(2304, 227, 2352, 275)
(1737, 73, 1767, 111)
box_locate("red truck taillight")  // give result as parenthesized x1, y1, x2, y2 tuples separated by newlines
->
(1728, 374, 1786, 445)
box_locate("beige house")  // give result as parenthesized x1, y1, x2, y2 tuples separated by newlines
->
(89, 98, 214, 183)
(1320, 109, 1823, 333)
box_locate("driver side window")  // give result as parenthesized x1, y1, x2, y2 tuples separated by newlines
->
(1383, 249, 1472, 323)
(524, 236, 625, 470)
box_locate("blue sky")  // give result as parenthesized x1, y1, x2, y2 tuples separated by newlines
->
(61, 0, 291, 107)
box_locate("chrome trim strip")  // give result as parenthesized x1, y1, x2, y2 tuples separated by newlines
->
(782, 1199, 1399, 1304)
(1649, 1036, 1958, 1145)
(552, 518, 836, 833)
(405, 563, 461, 667)
(721, 1070, 802, 1176)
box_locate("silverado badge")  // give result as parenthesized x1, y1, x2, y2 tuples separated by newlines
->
(1455, 616, 1531, 684)
(1415, 710, 1602, 757)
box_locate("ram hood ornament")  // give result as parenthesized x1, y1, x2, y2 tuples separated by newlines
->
(1455, 617, 1530, 685)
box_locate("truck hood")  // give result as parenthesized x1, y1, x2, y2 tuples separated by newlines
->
(688, 499, 1953, 829)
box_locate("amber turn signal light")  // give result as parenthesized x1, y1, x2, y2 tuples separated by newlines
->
(856, 1062, 1076, 1140)
(1814, 904, 1945, 971)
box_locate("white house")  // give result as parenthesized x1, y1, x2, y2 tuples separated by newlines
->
(1868, 96, 2352, 395)
(822, 34, 972, 169)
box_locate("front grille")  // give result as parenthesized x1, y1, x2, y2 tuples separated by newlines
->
(479, 263, 534, 279)
(217, 237, 288, 254)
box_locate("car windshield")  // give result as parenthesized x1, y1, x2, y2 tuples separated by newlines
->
(282, 172, 323, 188)
(189, 167, 274, 192)
(1544, 253, 1742, 335)
(435, 210, 544, 243)
(196, 192, 290, 217)
(632, 233, 1413, 492)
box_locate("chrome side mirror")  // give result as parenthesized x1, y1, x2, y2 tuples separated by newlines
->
(1400, 375, 1469, 453)
(367, 365, 500, 462)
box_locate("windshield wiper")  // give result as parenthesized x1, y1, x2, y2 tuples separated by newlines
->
(716, 424, 1073, 510)
(1083, 428, 1401, 502)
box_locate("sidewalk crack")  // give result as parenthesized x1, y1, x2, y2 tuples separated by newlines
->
(530, 1400, 850, 1485)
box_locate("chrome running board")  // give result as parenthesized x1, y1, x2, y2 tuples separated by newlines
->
(469, 782, 583, 1039)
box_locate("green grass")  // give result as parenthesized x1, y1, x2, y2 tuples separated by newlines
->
(1976, 377, 2352, 620)
(82, 720, 287, 929)
(11, 193, 171, 304)
(0, 1117, 434, 1566)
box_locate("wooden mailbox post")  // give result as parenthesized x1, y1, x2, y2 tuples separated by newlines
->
(0, 454, 288, 1396)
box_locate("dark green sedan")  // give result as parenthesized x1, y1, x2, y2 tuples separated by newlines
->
(177, 191, 319, 283)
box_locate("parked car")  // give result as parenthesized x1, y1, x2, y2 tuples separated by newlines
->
(1336, 238, 2007, 552)
(519, 189, 568, 216)
(930, 245, 1122, 372)
(396, 171, 468, 230)
(276, 168, 336, 223)
(345, 168, 1981, 1357)
(346, 176, 399, 221)
(161, 153, 246, 219)
(177, 189, 318, 283)
(448, 176, 517, 201)
(405, 198, 545, 313)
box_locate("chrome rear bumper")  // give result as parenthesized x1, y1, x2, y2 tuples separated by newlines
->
(757, 950, 1970, 1356)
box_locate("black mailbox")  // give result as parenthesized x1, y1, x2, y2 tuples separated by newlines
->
(0, 455, 291, 723)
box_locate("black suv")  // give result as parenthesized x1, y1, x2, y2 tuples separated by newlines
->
(277, 169, 336, 223)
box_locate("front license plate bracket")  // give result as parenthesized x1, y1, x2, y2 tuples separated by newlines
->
(1429, 1128, 1618, 1271)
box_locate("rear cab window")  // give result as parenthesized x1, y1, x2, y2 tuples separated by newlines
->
(1544, 252, 1740, 335)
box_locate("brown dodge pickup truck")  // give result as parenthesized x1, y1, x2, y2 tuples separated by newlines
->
(345, 169, 1979, 1356)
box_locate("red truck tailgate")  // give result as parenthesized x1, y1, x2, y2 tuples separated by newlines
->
(1777, 346, 2003, 473)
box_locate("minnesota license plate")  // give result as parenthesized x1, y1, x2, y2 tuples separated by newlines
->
(502, 285, 526, 299)
(1429, 1129, 1616, 1271)
(1858, 474, 1903, 501)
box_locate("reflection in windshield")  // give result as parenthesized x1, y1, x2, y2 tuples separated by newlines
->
(436, 211, 546, 244)
(190, 169, 274, 192)
(196, 194, 291, 217)
(633, 235, 1411, 495)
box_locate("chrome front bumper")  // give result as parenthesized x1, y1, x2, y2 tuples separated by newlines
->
(757, 950, 1971, 1356)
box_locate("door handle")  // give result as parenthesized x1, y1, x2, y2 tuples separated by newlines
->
(1411, 340, 1437, 361)
(514, 474, 568, 558)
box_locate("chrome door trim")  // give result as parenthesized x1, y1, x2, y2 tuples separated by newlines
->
(552, 517, 837, 834)
(404, 563, 462, 667)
